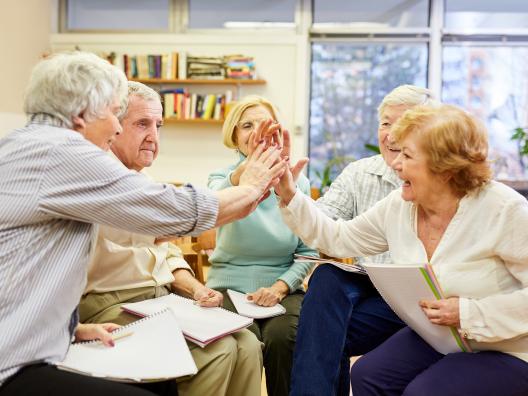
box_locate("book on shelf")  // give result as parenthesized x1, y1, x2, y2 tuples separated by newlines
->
(161, 90, 232, 121)
(121, 294, 253, 348)
(56, 309, 197, 382)
(363, 263, 472, 354)
(123, 52, 179, 80)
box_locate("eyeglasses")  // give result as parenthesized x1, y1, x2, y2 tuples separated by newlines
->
(236, 119, 276, 132)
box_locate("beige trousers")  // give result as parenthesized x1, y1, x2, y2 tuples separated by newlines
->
(80, 286, 263, 396)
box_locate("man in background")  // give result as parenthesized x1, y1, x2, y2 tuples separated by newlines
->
(79, 81, 263, 396)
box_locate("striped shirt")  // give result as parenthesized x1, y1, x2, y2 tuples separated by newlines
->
(316, 154, 401, 264)
(0, 117, 218, 385)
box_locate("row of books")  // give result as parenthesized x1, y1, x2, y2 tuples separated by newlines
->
(120, 52, 257, 80)
(161, 89, 234, 120)
(123, 53, 179, 80)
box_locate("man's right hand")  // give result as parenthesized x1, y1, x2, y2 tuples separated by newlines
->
(239, 141, 286, 199)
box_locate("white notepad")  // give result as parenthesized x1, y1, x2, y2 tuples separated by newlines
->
(364, 263, 471, 354)
(122, 294, 253, 348)
(227, 289, 286, 319)
(56, 309, 197, 382)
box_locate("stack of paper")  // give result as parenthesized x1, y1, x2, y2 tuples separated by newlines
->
(227, 289, 286, 319)
(294, 254, 366, 275)
(122, 294, 253, 348)
(56, 309, 197, 382)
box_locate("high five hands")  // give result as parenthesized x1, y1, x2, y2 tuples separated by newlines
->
(245, 119, 309, 206)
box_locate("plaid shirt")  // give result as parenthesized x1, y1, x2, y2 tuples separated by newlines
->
(316, 154, 401, 264)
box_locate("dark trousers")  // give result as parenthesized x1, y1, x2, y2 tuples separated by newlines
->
(218, 288, 304, 396)
(352, 326, 528, 396)
(290, 264, 404, 396)
(0, 363, 177, 396)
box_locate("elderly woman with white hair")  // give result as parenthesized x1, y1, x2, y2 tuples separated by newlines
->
(0, 53, 285, 396)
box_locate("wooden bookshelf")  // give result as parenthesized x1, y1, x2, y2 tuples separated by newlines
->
(163, 118, 223, 125)
(131, 78, 266, 85)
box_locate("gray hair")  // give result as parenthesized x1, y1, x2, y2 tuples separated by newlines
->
(122, 81, 161, 121)
(23, 51, 128, 128)
(378, 85, 439, 119)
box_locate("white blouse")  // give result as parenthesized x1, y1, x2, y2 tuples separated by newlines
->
(280, 181, 528, 362)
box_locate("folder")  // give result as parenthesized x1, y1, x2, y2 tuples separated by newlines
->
(56, 309, 197, 382)
(227, 289, 286, 319)
(122, 294, 253, 348)
(364, 263, 472, 354)
(294, 254, 366, 275)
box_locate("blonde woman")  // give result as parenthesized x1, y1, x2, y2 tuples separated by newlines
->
(207, 96, 318, 396)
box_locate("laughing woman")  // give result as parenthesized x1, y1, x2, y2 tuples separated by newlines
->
(276, 104, 528, 396)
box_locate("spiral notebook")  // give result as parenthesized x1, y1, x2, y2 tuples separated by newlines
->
(122, 294, 253, 348)
(227, 289, 286, 319)
(56, 309, 197, 382)
(364, 263, 472, 354)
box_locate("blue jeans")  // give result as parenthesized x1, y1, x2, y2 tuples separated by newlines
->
(351, 327, 528, 396)
(290, 264, 404, 396)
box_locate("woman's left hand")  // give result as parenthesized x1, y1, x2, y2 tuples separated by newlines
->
(420, 297, 460, 327)
(74, 323, 121, 347)
(247, 281, 289, 307)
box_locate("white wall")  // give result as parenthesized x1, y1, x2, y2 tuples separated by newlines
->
(0, 0, 52, 136)
(50, 33, 309, 186)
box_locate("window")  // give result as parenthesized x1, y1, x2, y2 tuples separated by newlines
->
(309, 42, 428, 182)
(188, 0, 296, 29)
(445, 0, 528, 29)
(442, 45, 528, 179)
(313, 0, 430, 27)
(64, 0, 170, 31)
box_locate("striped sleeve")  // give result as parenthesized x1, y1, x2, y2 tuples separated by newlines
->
(39, 138, 218, 237)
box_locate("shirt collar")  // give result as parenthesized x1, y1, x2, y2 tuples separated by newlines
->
(365, 155, 402, 187)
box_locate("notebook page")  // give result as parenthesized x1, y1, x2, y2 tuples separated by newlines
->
(364, 263, 466, 354)
(56, 309, 197, 382)
(227, 289, 286, 319)
(122, 294, 253, 347)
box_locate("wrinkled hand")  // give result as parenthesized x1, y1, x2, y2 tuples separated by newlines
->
(74, 323, 121, 347)
(239, 141, 286, 199)
(273, 129, 308, 203)
(420, 297, 460, 327)
(194, 287, 223, 307)
(247, 283, 288, 307)
(281, 130, 308, 181)
(250, 119, 282, 156)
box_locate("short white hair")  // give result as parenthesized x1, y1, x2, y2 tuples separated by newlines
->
(23, 51, 128, 128)
(121, 82, 161, 121)
(127, 81, 161, 104)
(378, 85, 439, 119)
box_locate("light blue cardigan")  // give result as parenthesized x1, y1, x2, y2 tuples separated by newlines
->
(206, 154, 318, 293)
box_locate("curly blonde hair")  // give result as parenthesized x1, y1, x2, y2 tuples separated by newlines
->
(392, 104, 492, 195)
